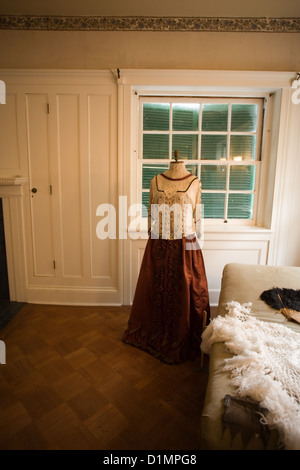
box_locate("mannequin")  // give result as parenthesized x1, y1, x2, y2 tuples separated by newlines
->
(162, 150, 191, 179)
(122, 149, 210, 364)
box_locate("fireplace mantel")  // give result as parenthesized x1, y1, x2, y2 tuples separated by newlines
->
(0, 177, 27, 197)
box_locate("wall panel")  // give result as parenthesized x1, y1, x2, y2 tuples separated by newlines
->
(88, 92, 118, 287)
(57, 93, 83, 278)
(26, 93, 55, 278)
(129, 238, 269, 306)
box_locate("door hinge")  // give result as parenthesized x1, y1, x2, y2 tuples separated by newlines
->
(49, 185, 52, 195)
(47, 103, 50, 114)
(53, 260, 56, 270)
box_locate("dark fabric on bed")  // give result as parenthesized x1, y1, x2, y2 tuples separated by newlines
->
(260, 287, 300, 312)
(222, 395, 272, 449)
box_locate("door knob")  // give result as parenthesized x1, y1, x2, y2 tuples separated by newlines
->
(31, 187, 37, 193)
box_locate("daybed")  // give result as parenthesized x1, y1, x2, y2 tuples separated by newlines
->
(199, 263, 300, 450)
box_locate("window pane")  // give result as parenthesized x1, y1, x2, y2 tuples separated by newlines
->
(228, 193, 254, 219)
(201, 165, 227, 190)
(143, 103, 170, 131)
(230, 135, 256, 161)
(229, 165, 256, 191)
(142, 164, 169, 189)
(201, 135, 227, 160)
(202, 104, 228, 131)
(201, 193, 225, 218)
(143, 134, 169, 159)
(172, 135, 198, 160)
(141, 99, 262, 222)
(186, 164, 198, 176)
(172, 103, 199, 131)
(142, 192, 149, 217)
(231, 104, 257, 132)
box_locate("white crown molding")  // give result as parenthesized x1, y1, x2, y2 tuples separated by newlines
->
(0, 68, 295, 91)
(115, 69, 296, 91)
(0, 69, 116, 86)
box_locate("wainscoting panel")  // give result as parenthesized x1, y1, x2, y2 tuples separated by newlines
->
(56, 93, 83, 279)
(129, 237, 270, 307)
(202, 239, 269, 305)
(26, 93, 55, 278)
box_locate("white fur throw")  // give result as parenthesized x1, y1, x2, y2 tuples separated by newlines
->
(201, 301, 300, 450)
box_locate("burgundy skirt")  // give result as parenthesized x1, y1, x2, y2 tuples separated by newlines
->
(122, 237, 210, 364)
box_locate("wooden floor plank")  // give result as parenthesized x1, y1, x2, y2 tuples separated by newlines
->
(0, 304, 215, 450)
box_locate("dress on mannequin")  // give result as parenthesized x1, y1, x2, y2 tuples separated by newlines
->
(122, 152, 210, 364)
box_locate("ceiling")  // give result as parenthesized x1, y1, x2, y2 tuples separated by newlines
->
(0, 0, 300, 17)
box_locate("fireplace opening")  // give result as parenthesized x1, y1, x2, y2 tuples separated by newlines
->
(0, 198, 9, 301)
(0, 198, 26, 330)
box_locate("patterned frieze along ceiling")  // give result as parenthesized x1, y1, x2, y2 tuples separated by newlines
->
(0, 15, 299, 32)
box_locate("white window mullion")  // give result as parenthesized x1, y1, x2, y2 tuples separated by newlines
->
(169, 102, 173, 161)
(224, 103, 232, 220)
(198, 103, 202, 179)
(224, 163, 230, 221)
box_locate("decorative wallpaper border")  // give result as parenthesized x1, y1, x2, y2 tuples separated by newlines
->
(0, 16, 299, 33)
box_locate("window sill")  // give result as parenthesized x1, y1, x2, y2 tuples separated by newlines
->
(203, 224, 273, 242)
(204, 224, 272, 234)
(127, 224, 273, 242)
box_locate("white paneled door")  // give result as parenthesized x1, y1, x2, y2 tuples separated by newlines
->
(22, 83, 121, 305)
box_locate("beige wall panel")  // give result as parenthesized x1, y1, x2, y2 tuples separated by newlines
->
(0, 93, 20, 171)
(88, 92, 118, 283)
(273, 99, 300, 267)
(56, 93, 83, 278)
(0, 31, 299, 72)
(129, 239, 146, 304)
(26, 93, 55, 277)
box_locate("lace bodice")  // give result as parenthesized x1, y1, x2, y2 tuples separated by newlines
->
(148, 173, 202, 239)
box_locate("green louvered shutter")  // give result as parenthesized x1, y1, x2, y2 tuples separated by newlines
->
(140, 99, 262, 222)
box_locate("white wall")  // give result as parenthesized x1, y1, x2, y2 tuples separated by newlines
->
(1, 3, 299, 305)
(272, 94, 300, 266)
(0, 69, 299, 306)
(0, 31, 299, 72)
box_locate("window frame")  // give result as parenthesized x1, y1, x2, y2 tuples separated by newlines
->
(138, 95, 265, 226)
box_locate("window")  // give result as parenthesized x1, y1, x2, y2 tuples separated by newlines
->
(139, 97, 264, 224)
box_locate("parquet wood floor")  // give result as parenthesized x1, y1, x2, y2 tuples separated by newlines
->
(0, 304, 214, 450)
